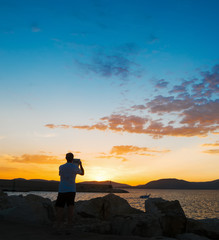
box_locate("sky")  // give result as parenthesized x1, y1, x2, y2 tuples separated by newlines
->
(0, 0, 219, 185)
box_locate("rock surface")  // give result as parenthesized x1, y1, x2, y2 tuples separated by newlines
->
(75, 193, 142, 220)
(187, 218, 219, 240)
(145, 198, 187, 237)
(111, 213, 162, 237)
(0, 191, 218, 240)
(0, 193, 55, 224)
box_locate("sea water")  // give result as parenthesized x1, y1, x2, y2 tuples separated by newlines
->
(7, 188, 219, 219)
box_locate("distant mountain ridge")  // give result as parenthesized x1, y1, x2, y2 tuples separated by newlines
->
(135, 178, 219, 189)
(7, 178, 219, 189)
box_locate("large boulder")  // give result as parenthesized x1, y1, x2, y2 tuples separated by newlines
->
(24, 194, 55, 222)
(145, 198, 187, 237)
(75, 193, 142, 220)
(0, 194, 55, 224)
(187, 218, 219, 240)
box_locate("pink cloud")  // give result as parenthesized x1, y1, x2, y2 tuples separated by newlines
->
(45, 110, 218, 138)
(146, 95, 194, 113)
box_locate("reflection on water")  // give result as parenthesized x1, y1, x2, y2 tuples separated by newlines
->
(7, 188, 219, 219)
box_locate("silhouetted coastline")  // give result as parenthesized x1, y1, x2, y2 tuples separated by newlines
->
(135, 178, 219, 189)
(79, 178, 219, 189)
(0, 178, 218, 193)
(0, 179, 128, 193)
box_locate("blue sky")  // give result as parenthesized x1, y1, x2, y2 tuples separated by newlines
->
(0, 0, 219, 184)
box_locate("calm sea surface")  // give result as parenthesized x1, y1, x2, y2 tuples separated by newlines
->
(7, 188, 219, 220)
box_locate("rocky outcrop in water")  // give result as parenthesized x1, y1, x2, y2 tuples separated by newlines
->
(0, 191, 218, 240)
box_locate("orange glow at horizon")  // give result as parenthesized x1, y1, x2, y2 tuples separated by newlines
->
(0, 139, 219, 186)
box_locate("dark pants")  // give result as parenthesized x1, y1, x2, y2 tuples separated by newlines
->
(55, 192, 76, 208)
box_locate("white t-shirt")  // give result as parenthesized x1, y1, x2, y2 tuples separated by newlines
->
(58, 162, 82, 193)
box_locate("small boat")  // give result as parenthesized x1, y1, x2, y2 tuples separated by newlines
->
(140, 194, 151, 199)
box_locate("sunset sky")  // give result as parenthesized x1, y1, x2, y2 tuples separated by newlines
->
(0, 0, 219, 185)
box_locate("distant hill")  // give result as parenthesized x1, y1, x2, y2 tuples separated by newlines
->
(135, 178, 219, 189)
(79, 181, 132, 188)
(0, 179, 127, 193)
(4, 178, 219, 190)
(11, 179, 131, 188)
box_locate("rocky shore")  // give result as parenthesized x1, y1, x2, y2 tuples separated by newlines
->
(0, 189, 218, 240)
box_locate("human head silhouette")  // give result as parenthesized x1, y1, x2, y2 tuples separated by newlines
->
(66, 152, 74, 162)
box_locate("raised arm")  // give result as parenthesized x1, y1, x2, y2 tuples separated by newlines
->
(79, 161, 85, 175)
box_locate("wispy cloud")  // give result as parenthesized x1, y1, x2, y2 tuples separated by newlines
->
(75, 43, 143, 81)
(76, 54, 137, 80)
(0, 166, 17, 172)
(115, 43, 141, 56)
(169, 84, 187, 94)
(97, 144, 169, 162)
(202, 141, 219, 154)
(155, 79, 169, 89)
(146, 95, 194, 113)
(148, 34, 159, 44)
(97, 154, 128, 162)
(110, 145, 170, 155)
(10, 154, 61, 164)
(34, 131, 56, 138)
(202, 149, 219, 154)
(45, 124, 72, 129)
(31, 23, 41, 32)
(202, 141, 219, 147)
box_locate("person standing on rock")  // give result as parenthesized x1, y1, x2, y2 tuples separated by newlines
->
(55, 152, 84, 230)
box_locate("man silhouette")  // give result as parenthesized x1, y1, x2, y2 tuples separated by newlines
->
(55, 152, 84, 231)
